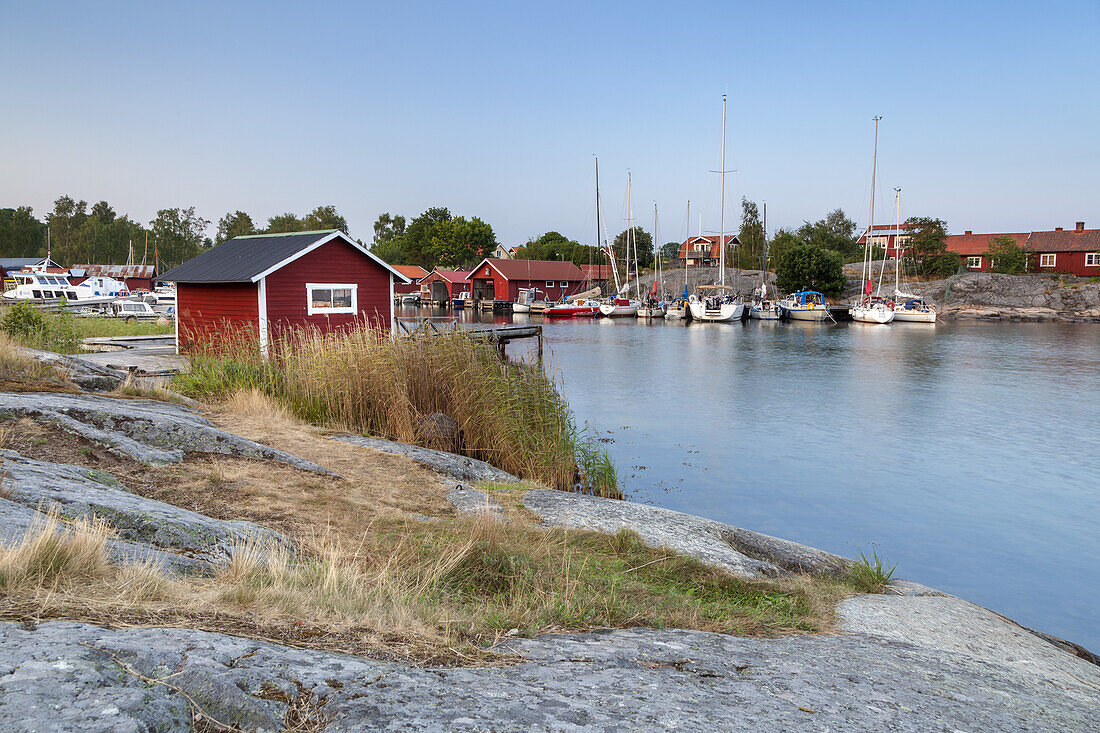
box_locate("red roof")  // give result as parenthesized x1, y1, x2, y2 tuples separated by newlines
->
(427, 269, 470, 284)
(1026, 227, 1100, 253)
(392, 264, 429, 281)
(71, 264, 157, 279)
(471, 258, 585, 281)
(945, 232, 1029, 256)
(678, 235, 740, 259)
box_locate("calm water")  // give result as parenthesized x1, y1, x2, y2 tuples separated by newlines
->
(407, 306, 1100, 650)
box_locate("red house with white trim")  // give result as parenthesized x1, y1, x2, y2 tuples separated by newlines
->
(392, 265, 429, 297)
(468, 258, 586, 303)
(677, 235, 740, 266)
(945, 222, 1099, 275)
(159, 230, 410, 353)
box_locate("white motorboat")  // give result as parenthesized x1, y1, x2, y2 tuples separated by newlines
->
(2, 270, 78, 302)
(400, 293, 420, 305)
(778, 290, 831, 321)
(637, 303, 665, 318)
(512, 287, 544, 313)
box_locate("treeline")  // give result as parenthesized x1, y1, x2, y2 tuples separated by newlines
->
(0, 196, 354, 270)
(368, 207, 497, 270)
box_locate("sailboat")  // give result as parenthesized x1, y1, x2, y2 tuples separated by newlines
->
(664, 201, 691, 320)
(638, 203, 666, 318)
(599, 172, 641, 317)
(850, 116, 895, 324)
(889, 188, 937, 323)
(688, 94, 744, 322)
(749, 207, 780, 319)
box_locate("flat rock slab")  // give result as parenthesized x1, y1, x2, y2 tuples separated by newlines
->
(329, 434, 519, 484)
(0, 390, 333, 474)
(521, 488, 850, 579)
(1, 450, 287, 570)
(2, 599, 1097, 732)
(446, 484, 506, 521)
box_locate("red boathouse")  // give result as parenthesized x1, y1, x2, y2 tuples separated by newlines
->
(392, 265, 429, 297)
(159, 230, 410, 353)
(468, 258, 586, 303)
(419, 269, 471, 303)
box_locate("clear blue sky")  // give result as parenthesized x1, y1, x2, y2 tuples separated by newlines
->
(2, 1, 1097, 246)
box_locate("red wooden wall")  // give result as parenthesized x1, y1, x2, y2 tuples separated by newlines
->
(264, 238, 392, 334)
(177, 282, 259, 350)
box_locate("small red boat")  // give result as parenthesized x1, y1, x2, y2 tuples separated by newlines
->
(543, 299, 600, 318)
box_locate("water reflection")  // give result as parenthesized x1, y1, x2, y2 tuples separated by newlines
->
(396, 303, 1100, 649)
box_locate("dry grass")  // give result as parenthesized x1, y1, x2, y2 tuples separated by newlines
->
(110, 375, 191, 404)
(0, 332, 75, 391)
(172, 324, 618, 496)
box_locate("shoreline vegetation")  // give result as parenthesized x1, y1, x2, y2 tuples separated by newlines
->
(171, 324, 619, 498)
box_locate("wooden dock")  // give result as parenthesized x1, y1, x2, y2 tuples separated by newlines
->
(393, 317, 543, 362)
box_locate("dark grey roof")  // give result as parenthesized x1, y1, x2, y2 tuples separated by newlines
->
(0, 257, 47, 271)
(159, 231, 338, 283)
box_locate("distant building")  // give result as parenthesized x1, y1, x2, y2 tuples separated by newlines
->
(492, 244, 519, 259)
(944, 222, 1098, 275)
(0, 257, 63, 281)
(856, 224, 919, 258)
(468, 258, 586, 302)
(391, 265, 429, 297)
(419, 269, 471, 303)
(69, 264, 157, 292)
(677, 235, 740, 267)
(159, 230, 409, 354)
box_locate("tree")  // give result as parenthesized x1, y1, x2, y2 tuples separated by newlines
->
(396, 207, 498, 269)
(984, 235, 1027, 275)
(46, 195, 88, 259)
(767, 229, 802, 271)
(0, 206, 47, 258)
(302, 205, 348, 233)
(903, 216, 957, 278)
(613, 227, 654, 269)
(776, 243, 846, 296)
(797, 208, 859, 261)
(266, 213, 303, 234)
(735, 198, 765, 269)
(151, 207, 211, 267)
(90, 201, 116, 225)
(216, 211, 257, 243)
(514, 231, 603, 266)
(372, 213, 406, 247)
(660, 241, 680, 261)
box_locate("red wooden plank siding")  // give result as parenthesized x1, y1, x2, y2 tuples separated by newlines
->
(264, 238, 392, 334)
(177, 282, 258, 350)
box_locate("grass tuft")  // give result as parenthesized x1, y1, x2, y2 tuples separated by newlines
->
(845, 547, 896, 593)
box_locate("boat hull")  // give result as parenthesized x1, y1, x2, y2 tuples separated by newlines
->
(637, 306, 665, 318)
(544, 305, 598, 317)
(749, 305, 780, 320)
(511, 303, 531, 313)
(892, 309, 937, 323)
(849, 305, 895, 323)
(599, 304, 638, 317)
(781, 307, 829, 321)
(687, 301, 743, 322)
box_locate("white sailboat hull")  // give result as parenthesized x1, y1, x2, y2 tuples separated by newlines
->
(688, 301, 743, 322)
(637, 306, 665, 318)
(511, 303, 531, 313)
(599, 303, 638, 317)
(849, 304, 895, 323)
(749, 304, 780, 320)
(782, 307, 829, 322)
(892, 308, 937, 323)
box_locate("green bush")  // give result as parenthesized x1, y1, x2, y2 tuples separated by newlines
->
(776, 244, 846, 296)
(0, 302, 79, 352)
(984, 235, 1027, 275)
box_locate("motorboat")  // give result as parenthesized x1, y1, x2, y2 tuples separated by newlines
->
(452, 290, 470, 308)
(512, 288, 544, 314)
(2, 270, 78, 302)
(687, 284, 743, 322)
(664, 299, 689, 320)
(778, 290, 831, 321)
(544, 298, 601, 318)
(400, 293, 421, 305)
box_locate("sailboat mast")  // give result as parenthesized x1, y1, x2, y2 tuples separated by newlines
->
(596, 156, 621, 294)
(685, 200, 690, 295)
(894, 187, 902, 296)
(627, 172, 639, 299)
(653, 203, 660, 297)
(719, 93, 727, 286)
(865, 115, 882, 301)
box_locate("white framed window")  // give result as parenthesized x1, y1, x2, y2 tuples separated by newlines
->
(545, 280, 554, 287)
(966, 256, 982, 269)
(306, 283, 357, 315)
(1086, 253, 1100, 267)
(895, 235, 910, 246)
(559, 281, 568, 287)
(1039, 253, 1056, 268)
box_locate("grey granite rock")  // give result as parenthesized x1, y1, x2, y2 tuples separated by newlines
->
(446, 484, 506, 521)
(0, 390, 335, 474)
(521, 488, 850, 579)
(1, 606, 1097, 732)
(20, 348, 128, 392)
(329, 433, 519, 484)
(1, 450, 287, 569)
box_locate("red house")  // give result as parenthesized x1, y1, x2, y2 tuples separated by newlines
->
(677, 235, 740, 266)
(159, 230, 410, 354)
(945, 231, 1030, 272)
(419, 269, 470, 303)
(69, 264, 157, 292)
(468, 258, 586, 303)
(392, 265, 429, 297)
(945, 222, 1099, 275)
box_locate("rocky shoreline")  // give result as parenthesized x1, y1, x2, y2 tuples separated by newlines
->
(1, 383, 1097, 730)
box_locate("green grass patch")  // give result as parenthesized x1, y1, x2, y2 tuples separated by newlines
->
(0, 301, 172, 353)
(845, 547, 896, 593)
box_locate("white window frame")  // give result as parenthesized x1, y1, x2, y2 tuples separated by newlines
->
(1086, 253, 1100, 267)
(306, 283, 357, 315)
(559, 280, 568, 287)
(545, 280, 554, 288)
(966, 256, 982, 269)
(1039, 253, 1056, 268)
